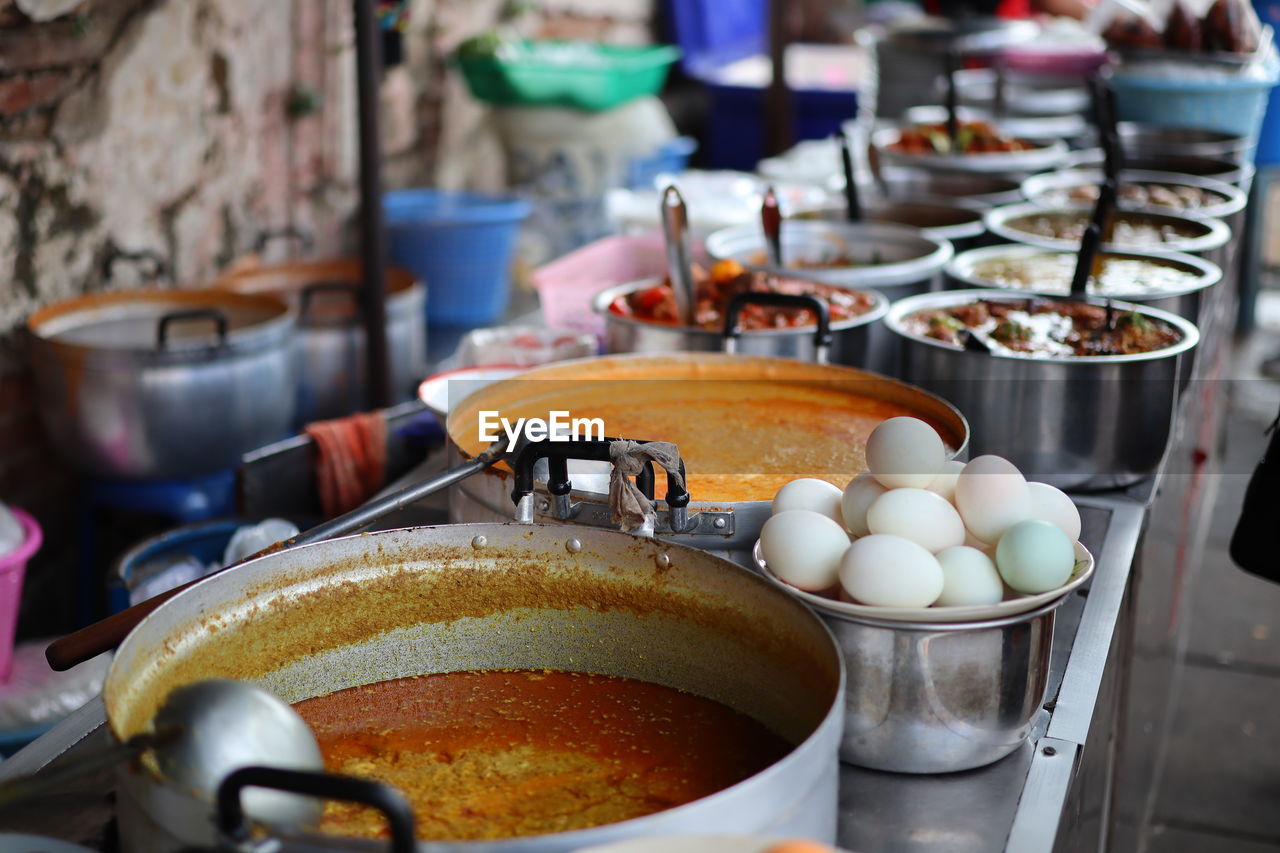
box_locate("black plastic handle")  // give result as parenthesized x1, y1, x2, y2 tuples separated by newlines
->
(217, 766, 416, 853)
(722, 291, 833, 356)
(510, 438, 689, 510)
(253, 225, 316, 255)
(297, 280, 360, 321)
(156, 308, 229, 350)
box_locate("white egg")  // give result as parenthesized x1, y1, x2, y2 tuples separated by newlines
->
(841, 472, 888, 536)
(772, 478, 845, 525)
(955, 455, 1031, 544)
(865, 416, 947, 490)
(839, 534, 944, 608)
(926, 459, 966, 504)
(865, 488, 965, 553)
(935, 546, 1005, 606)
(760, 510, 851, 591)
(1026, 481, 1082, 541)
(996, 519, 1076, 594)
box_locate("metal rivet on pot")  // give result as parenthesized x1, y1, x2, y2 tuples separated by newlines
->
(713, 517, 727, 529)
(655, 553, 671, 569)
(471, 535, 488, 549)
(566, 539, 582, 554)
(1043, 746, 1057, 757)
(538, 499, 551, 512)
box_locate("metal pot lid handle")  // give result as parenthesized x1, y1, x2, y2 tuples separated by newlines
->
(253, 225, 316, 255)
(722, 291, 832, 364)
(216, 765, 415, 853)
(100, 245, 172, 285)
(297, 280, 361, 321)
(156, 308, 230, 351)
(510, 437, 691, 533)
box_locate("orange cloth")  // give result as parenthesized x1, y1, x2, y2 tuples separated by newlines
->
(304, 411, 388, 519)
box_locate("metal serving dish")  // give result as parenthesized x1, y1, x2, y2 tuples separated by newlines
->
(870, 126, 1070, 176)
(874, 166, 1025, 207)
(215, 258, 427, 426)
(445, 354, 969, 566)
(592, 278, 889, 366)
(704, 221, 954, 298)
(885, 289, 1200, 490)
(1113, 122, 1252, 164)
(104, 523, 846, 851)
(1065, 150, 1255, 188)
(801, 197, 988, 250)
(27, 288, 295, 479)
(946, 243, 1223, 324)
(1020, 169, 1247, 222)
(984, 202, 1232, 258)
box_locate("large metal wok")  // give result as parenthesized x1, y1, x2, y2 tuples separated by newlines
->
(103, 522, 845, 852)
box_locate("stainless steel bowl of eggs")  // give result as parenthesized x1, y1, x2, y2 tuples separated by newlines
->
(753, 417, 1093, 773)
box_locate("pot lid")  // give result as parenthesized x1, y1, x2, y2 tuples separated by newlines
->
(28, 288, 291, 354)
(214, 258, 420, 325)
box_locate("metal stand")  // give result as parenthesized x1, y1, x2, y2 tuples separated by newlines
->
(353, 0, 392, 410)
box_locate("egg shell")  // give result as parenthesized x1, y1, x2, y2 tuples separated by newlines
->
(865, 488, 966, 553)
(935, 545, 1005, 606)
(761, 510, 851, 591)
(955, 455, 1032, 544)
(1026, 481, 1082, 541)
(839, 534, 944, 608)
(865, 416, 947, 489)
(995, 519, 1076, 594)
(926, 459, 966, 504)
(772, 478, 845, 525)
(841, 472, 888, 536)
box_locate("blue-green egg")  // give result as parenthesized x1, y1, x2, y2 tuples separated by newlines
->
(995, 519, 1075, 594)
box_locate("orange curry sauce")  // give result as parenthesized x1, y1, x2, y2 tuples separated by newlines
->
(293, 669, 793, 841)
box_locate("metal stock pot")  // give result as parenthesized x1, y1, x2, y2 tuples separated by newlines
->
(592, 278, 889, 366)
(103, 523, 845, 851)
(445, 354, 969, 566)
(216, 259, 427, 425)
(27, 288, 295, 479)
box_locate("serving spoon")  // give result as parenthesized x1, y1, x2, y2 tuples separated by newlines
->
(761, 185, 783, 267)
(0, 679, 324, 828)
(838, 129, 862, 222)
(660, 184, 698, 327)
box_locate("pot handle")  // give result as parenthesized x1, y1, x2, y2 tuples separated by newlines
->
(156, 308, 230, 350)
(253, 225, 316, 255)
(722, 291, 832, 364)
(509, 437, 690, 528)
(100, 246, 172, 285)
(217, 766, 416, 853)
(297, 280, 360, 321)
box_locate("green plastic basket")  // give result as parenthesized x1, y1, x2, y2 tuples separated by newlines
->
(454, 41, 681, 111)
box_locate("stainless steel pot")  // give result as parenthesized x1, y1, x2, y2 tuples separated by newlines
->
(1112, 122, 1252, 163)
(984, 202, 1232, 259)
(885, 289, 1200, 491)
(27, 288, 296, 479)
(216, 259, 427, 425)
(445, 354, 969, 566)
(801, 197, 989, 251)
(704, 221, 954, 298)
(1064, 150, 1256, 188)
(752, 541, 1065, 773)
(592, 278, 889, 366)
(870, 126, 1070, 177)
(103, 522, 845, 851)
(945, 243, 1223, 324)
(872, 166, 1025, 207)
(1020, 169, 1247, 222)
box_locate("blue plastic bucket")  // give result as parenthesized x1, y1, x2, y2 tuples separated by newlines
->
(1111, 64, 1280, 145)
(383, 189, 530, 328)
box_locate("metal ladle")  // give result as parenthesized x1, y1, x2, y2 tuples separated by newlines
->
(0, 679, 324, 828)
(660, 184, 698, 327)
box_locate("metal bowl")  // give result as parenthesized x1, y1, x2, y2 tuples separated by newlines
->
(984, 202, 1232, 258)
(871, 126, 1070, 175)
(704, 221, 954, 296)
(885, 289, 1200, 490)
(1064, 150, 1256, 188)
(946, 243, 1223, 324)
(800, 196, 988, 250)
(592, 277, 890, 367)
(1020, 169, 1247, 221)
(873, 166, 1025, 207)
(1114, 122, 1252, 163)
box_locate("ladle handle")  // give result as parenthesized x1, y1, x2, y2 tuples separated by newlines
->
(838, 129, 862, 222)
(217, 766, 416, 853)
(0, 735, 150, 809)
(509, 437, 689, 513)
(661, 185, 697, 326)
(762, 185, 783, 267)
(944, 46, 961, 151)
(722, 291, 831, 363)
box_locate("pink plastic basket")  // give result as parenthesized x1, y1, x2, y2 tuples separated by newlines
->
(531, 233, 708, 336)
(0, 508, 42, 682)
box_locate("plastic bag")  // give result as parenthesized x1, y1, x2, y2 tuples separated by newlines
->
(0, 502, 23, 560)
